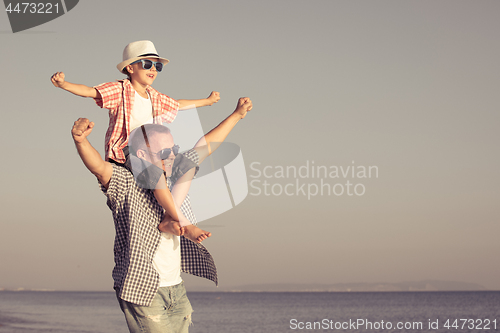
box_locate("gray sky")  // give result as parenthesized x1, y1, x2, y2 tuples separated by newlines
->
(0, 0, 499, 291)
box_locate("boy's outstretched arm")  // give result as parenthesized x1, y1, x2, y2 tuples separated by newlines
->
(52, 72, 101, 99)
(194, 97, 252, 164)
(72, 118, 112, 188)
(178, 91, 220, 109)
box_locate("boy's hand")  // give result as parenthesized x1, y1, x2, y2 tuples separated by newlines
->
(51, 72, 66, 88)
(207, 91, 220, 105)
(234, 97, 252, 119)
(72, 118, 94, 143)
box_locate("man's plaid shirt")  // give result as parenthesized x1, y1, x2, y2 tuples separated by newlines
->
(100, 149, 217, 307)
(94, 79, 179, 164)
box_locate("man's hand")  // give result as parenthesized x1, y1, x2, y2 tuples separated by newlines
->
(51, 72, 66, 88)
(72, 118, 94, 143)
(207, 91, 221, 105)
(194, 96, 253, 163)
(234, 97, 252, 119)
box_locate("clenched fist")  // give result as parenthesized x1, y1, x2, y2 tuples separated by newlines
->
(51, 72, 66, 88)
(72, 118, 94, 143)
(235, 97, 252, 119)
(207, 91, 221, 105)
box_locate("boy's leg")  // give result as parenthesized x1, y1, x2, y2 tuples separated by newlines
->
(116, 283, 193, 333)
(171, 153, 212, 243)
(183, 225, 211, 243)
(122, 146, 133, 173)
(126, 149, 212, 243)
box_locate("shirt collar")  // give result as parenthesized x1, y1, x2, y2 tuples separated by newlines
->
(118, 79, 156, 95)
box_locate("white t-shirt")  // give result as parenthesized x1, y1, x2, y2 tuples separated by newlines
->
(152, 233, 182, 287)
(129, 91, 154, 131)
(131, 90, 182, 287)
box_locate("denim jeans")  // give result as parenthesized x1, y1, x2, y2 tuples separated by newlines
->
(117, 282, 193, 333)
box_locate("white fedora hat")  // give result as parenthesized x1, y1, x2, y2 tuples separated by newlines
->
(116, 40, 170, 73)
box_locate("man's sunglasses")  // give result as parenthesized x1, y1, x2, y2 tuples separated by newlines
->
(147, 145, 180, 160)
(130, 59, 163, 72)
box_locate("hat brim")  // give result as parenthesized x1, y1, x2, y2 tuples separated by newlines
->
(117, 56, 170, 73)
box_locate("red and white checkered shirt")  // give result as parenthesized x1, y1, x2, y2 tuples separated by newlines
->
(94, 79, 179, 163)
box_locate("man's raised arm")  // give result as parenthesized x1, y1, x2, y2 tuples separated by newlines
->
(72, 118, 113, 188)
(194, 97, 252, 164)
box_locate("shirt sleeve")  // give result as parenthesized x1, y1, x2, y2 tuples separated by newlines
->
(93, 81, 123, 111)
(100, 164, 130, 210)
(171, 148, 200, 181)
(158, 93, 179, 124)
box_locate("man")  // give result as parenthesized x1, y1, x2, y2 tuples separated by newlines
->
(71, 97, 252, 332)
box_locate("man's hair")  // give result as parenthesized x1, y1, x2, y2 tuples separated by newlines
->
(129, 124, 171, 156)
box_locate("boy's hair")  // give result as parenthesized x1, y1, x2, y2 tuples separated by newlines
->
(129, 124, 171, 156)
(122, 65, 131, 78)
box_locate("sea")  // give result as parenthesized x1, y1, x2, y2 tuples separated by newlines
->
(0, 291, 499, 332)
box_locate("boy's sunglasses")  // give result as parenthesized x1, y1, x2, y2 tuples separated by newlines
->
(130, 59, 163, 72)
(148, 145, 180, 160)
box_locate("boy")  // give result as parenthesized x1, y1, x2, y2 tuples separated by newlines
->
(52, 40, 218, 243)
